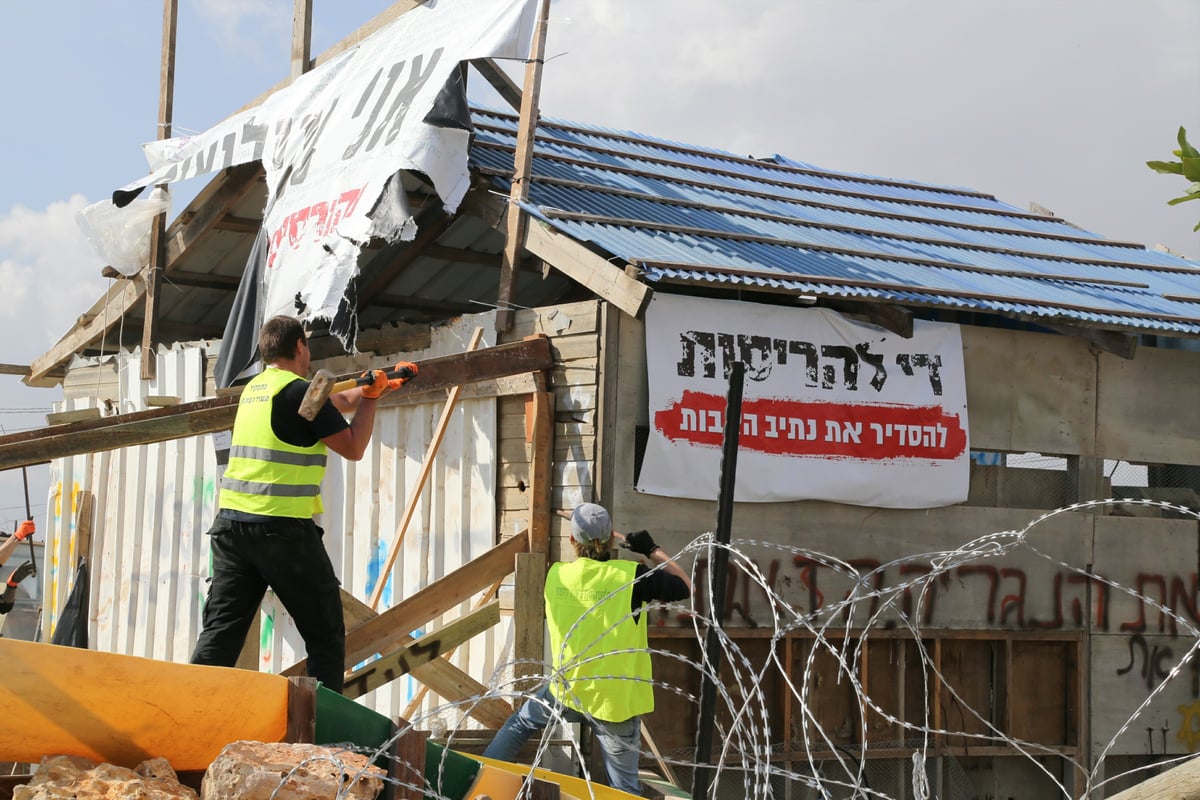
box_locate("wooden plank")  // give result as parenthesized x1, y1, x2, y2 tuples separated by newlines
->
(29, 280, 146, 386)
(285, 531, 530, 676)
(469, 59, 522, 110)
(523, 219, 652, 320)
(390, 724, 428, 800)
(140, 0, 179, 381)
(0, 338, 554, 472)
(526, 388, 554, 554)
(1108, 756, 1200, 799)
(547, 334, 600, 364)
(369, 327, 485, 611)
(342, 602, 501, 698)
(291, 0, 313, 79)
(495, 0, 551, 332)
(513, 552, 547, 699)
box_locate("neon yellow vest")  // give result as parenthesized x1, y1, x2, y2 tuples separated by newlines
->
(220, 367, 328, 518)
(544, 558, 653, 722)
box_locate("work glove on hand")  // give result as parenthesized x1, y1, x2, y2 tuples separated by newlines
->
(624, 530, 660, 558)
(6, 561, 33, 587)
(390, 361, 418, 384)
(13, 520, 34, 541)
(360, 369, 391, 399)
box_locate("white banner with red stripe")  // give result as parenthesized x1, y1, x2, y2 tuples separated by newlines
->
(637, 294, 969, 508)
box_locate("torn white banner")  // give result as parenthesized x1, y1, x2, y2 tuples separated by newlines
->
(109, 0, 537, 341)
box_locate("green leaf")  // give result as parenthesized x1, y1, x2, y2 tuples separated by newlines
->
(1166, 193, 1200, 206)
(1178, 126, 1200, 158)
(1182, 156, 1200, 182)
(1148, 159, 1185, 175)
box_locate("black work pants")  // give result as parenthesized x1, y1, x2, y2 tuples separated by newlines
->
(190, 516, 346, 693)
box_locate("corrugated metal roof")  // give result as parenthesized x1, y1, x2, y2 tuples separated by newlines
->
(469, 106, 1200, 337)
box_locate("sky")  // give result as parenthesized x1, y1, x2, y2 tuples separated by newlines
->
(0, 0, 1196, 529)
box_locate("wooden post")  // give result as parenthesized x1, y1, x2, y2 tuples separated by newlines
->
(495, 0, 551, 333)
(525, 377, 554, 555)
(513, 550, 547, 700)
(285, 677, 318, 743)
(368, 327, 485, 611)
(389, 719, 428, 800)
(291, 0, 313, 78)
(141, 0, 177, 380)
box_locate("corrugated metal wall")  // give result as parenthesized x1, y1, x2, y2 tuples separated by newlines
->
(47, 312, 505, 723)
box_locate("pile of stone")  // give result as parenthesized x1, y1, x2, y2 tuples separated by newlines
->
(14, 742, 386, 800)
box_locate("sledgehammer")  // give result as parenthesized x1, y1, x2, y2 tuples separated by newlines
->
(298, 363, 418, 421)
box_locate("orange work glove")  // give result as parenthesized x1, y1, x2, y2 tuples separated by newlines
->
(360, 369, 391, 399)
(389, 361, 418, 385)
(13, 520, 34, 541)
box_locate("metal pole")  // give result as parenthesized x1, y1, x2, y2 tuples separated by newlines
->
(21, 466, 36, 578)
(691, 360, 744, 800)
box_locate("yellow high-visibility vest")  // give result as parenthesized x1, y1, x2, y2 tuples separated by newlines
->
(544, 558, 653, 723)
(220, 367, 327, 518)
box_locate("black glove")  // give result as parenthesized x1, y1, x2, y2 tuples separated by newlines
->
(624, 530, 659, 558)
(7, 561, 34, 587)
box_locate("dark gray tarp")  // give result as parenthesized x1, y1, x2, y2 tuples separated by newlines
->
(50, 557, 88, 648)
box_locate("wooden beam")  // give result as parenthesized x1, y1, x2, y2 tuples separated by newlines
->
(2, 337, 554, 472)
(163, 164, 263, 265)
(1108, 756, 1200, 799)
(0, 364, 30, 377)
(523, 219, 652, 319)
(340, 588, 513, 728)
(141, 0, 179, 381)
(29, 269, 147, 386)
(342, 601, 500, 698)
(291, 0, 313, 79)
(513, 551, 546, 700)
(234, 1, 431, 116)
(469, 59, 522, 110)
(495, 0, 550, 333)
(284, 529, 529, 676)
(525, 384, 553, 554)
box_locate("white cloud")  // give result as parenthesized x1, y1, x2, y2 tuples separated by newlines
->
(0, 196, 106, 356)
(192, 0, 291, 53)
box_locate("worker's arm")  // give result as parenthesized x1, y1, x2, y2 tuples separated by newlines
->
(322, 396, 379, 461)
(615, 530, 692, 595)
(0, 521, 35, 568)
(0, 561, 34, 615)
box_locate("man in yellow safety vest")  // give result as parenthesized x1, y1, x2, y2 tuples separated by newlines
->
(190, 315, 414, 692)
(484, 503, 691, 795)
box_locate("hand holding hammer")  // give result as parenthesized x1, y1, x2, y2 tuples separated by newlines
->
(299, 361, 419, 420)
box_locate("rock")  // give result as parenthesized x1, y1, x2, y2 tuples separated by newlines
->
(200, 741, 385, 800)
(15, 754, 198, 800)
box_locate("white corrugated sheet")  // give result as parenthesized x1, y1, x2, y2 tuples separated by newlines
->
(46, 312, 506, 724)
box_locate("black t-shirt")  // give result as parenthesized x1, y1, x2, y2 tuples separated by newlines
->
(218, 377, 349, 523)
(271, 378, 350, 445)
(631, 561, 691, 618)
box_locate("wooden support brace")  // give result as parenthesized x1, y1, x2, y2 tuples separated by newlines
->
(342, 602, 501, 698)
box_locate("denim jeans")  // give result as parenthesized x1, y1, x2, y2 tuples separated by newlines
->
(483, 685, 643, 794)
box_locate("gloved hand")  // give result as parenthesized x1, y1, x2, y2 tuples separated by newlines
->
(13, 520, 34, 541)
(390, 361, 418, 384)
(6, 561, 33, 587)
(624, 530, 660, 558)
(360, 369, 391, 399)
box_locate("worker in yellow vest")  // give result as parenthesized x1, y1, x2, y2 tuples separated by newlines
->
(484, 503, 691, 795)
(190, 315, 414, 692)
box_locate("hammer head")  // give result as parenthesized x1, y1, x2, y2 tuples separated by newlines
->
(299, 369, 336, 421)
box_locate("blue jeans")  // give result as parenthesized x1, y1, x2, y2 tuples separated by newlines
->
(483, 685, 643, 794)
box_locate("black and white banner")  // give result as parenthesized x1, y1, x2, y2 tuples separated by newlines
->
(637, 294, 970, 508)
(114, 0, 537, 332)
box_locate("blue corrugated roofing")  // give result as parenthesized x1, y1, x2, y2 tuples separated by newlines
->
(468, 105, 1200, 337)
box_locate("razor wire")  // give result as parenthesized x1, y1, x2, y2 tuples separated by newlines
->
(318, 497, 1200, 800)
